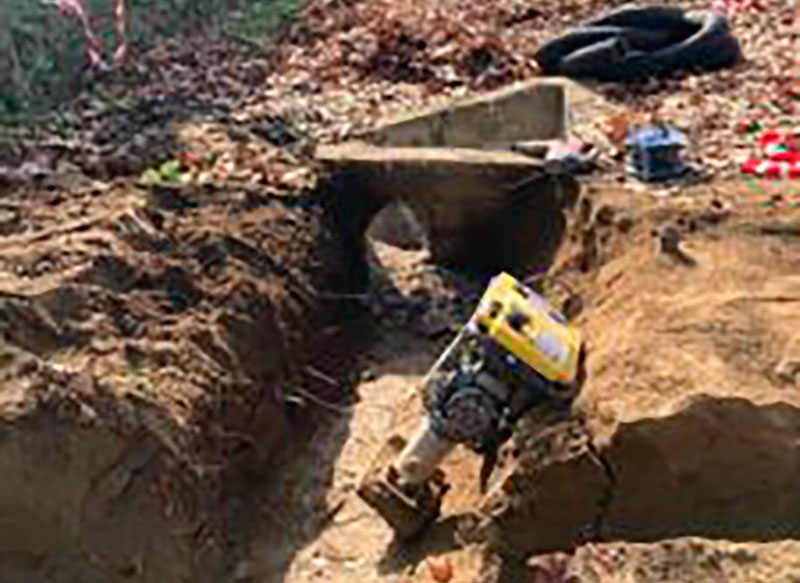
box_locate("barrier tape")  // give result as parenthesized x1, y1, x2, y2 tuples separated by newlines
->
(740, 129, 800, 180)
(113, 0, 127, 68)
(51, 0, 126, 72)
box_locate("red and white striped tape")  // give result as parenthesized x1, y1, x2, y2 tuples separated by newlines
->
(741, 158, 800, 179)
(740, 129, 800, 179)
(54, 0, 127, 71)
(56, 0, 105, 70)
(113, 0, 127, 68)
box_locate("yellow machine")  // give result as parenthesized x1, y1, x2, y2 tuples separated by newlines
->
(473, 272, 582, 385)
(358, 272, 585, 540)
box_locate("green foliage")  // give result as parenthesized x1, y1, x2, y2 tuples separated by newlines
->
(140, 159, 183, 185)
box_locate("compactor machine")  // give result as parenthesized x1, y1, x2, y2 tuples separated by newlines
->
(357, 272, 585, 540)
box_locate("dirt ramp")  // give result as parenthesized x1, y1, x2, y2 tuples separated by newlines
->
(603, 396, 800, 542)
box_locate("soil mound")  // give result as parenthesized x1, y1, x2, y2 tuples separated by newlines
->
(0, 168, 359, 581)
(476, 194, 800, 578)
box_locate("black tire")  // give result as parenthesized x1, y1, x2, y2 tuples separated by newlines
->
(559, 37, 631, 80)
(534, 25, 676, 72)
(651, 9, 741, 72)
(535, 28, 621, 72)
(583, 3, 690, 31)
(536, 7, 739, 82)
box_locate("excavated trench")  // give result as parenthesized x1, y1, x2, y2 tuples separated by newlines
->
(0, 178, 372, 582)
(4, 138, 800, 583)
(0, 147, 575, 583)
(250, 179, 800, 583)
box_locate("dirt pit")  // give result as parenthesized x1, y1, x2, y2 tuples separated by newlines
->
(191, 175, 800, 583)
(0, 168, 365, 582)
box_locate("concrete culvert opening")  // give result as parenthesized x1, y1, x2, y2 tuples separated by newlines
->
(366, 201, 429, 251)
(317, 142, 580, 278)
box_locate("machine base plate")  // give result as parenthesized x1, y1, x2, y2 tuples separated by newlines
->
(357, 435, 449, 541)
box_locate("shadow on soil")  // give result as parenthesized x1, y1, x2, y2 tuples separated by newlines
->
(376, 515, 469, 575)
(219, 313, 370, 581)
(223, 293, 441, 582)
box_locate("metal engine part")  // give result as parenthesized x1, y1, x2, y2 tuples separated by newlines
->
(394, 417, 457, 488)
(429, 369, 511, 451)
(357, 434, 450, 541)
(436, 387, 497, 443)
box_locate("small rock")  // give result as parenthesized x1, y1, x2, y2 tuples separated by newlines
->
(426, 556, 454, 583)
(594, 205, 616, 226)
(654, 222, 682, 255)
(234, 559, 255, 582)
(0, 209, 21, 235)
(731, 549, 757, 565)
(615, 212, 635, 233)
(78, 402, 99, 425)
(775, 358, 800, 384)
(360, 369, 376, 382)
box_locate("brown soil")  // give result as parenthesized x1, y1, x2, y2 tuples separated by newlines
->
(6, 138, 800, 583)
(209, 177, 800, 583)
(473, 182, 800, 580)
(2, 3, 799, 577)
(524, 538, 800, 583)
(219, 241, 489, 583)
(0, 160, 362, 582)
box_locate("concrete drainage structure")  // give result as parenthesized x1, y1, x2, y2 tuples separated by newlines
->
(316, 78, 579, 275)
